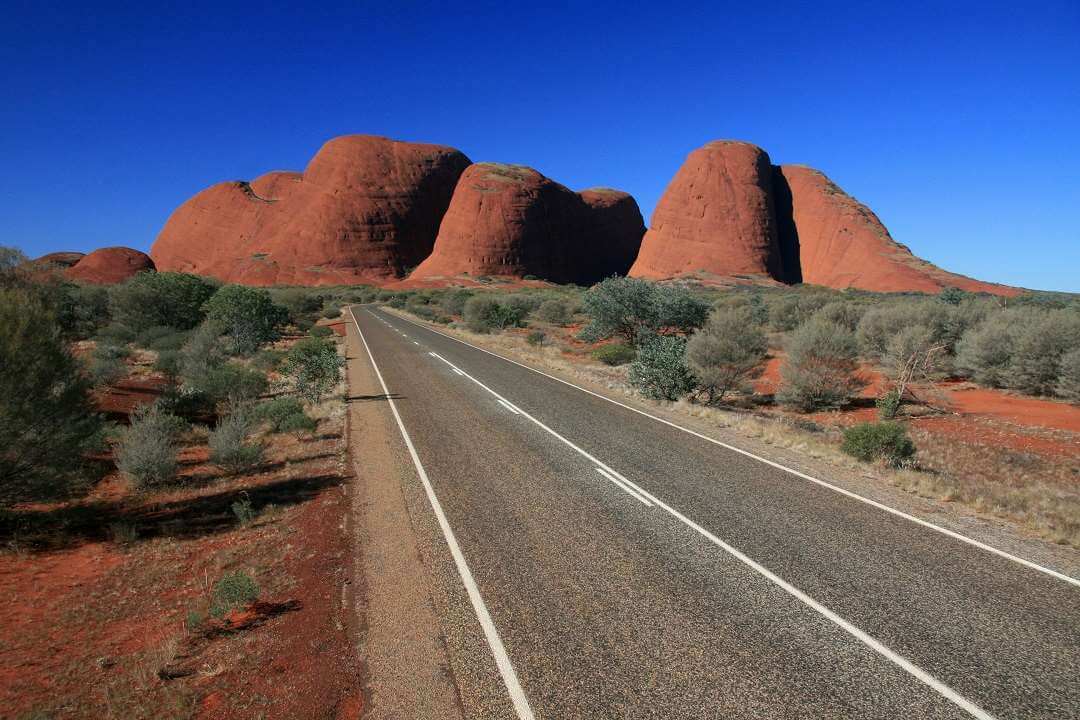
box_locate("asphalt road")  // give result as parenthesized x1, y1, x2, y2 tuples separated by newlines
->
(348, 305, 1080, 720)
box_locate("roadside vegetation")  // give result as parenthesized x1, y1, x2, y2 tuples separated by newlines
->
(0, 247, 359, 717)
(386, 276, 1080, 548)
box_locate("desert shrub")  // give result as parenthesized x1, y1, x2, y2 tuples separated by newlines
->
(387, 294, 407, 309)
(882, 325, 946, 385)
(841, 421, 916, 467)
(209, 406, 264, 475)
(271, 288, 324, 322)
(536, 298, 572, 325)
(0, 287, 103, 505)
(253, 397, 305, 430)
(504, 293, 543, 316)
(410, 304, 438, 321)
(580, 277, 707, 344)
(94, 321, 137, 346)
(209, 571, 259, 618)
(309, 325, 333, 338)
(954, 311, 1020, 387)
(777, 318, 865, 411)
(439, 289, 472, 316)
(154, 349, 182, 383)
(941, 297, 993, 349)
(232, 494, 256, 525)
(1056, 348, 1080, 403)
(856, 301, 948, 359)
(526, 331, 546, 346)
(203, 285, 288, 355)
(685, 307, 767, 403)
(251, 348, 285, 372)
(178, 320, 226, 385)
(109, 271, 216, 332)
(463, 296, 526, 333)
(278, 411, 318, 438)
(938, 287, 968, 306)
(195, 363, 269, 406)
(628, 334, 695, 401)
(116, 402, 184, 489)
(87, 344, 128, 386)
(294, 317, 314, 332)
(1006, 310, 1080, 395)
(876, 389, 902, 419)
(55, 283, 111, 339)
(591, 343, 636, 366)
(713, 292, 770, 326)
(135, 325, 190, 352)
(813, 301, 867, 332)
(768, 292, 832, 331)
(321, 302, 342, 319)
(284, 337, 343, 404)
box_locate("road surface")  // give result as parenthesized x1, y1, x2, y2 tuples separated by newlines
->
(348, 305, 1080, 720)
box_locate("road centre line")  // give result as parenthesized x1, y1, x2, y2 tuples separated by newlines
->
(596, 467, 652, 506)
(350, 308, 536, 720)
(385, 308, 1079, 590)
(374, 307, 999, 719)
(497, 398, 521, 415)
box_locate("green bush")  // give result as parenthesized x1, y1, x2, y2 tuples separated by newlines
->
(628, 334, 695, 401)
(321, 302, 342, 319)
(1056, 348, 1080, 404)
(195, 363, 269, 406)
(813, 301, 868, 332)
(55, 283, 111, 339)
(209, 570, 259, 618)
(154, 349, 182, 383)
(309, 325, 333, 338)
(251, 348, 285, 372)
(580, 277, 707, 344)
(0, 287, 103, 505)
(876, 389, 901, 419)
(768, 292, 832, 332)
(536, 298, 572, 325)
(856, 301, 949, 359)
(463, 296, 527, 333)
(284, 337, 343, 404)
(203, 285, 288, 355)
(253, 397, 306, 431)
(685, 307, 767, 402)
(116, 402, 184, 489)
(178, 321, 226, 387)
(439, 289, 473, 316)
(841, 421, 916, 467)
(526, 331, 546, 346)
(87, 344, 128, 387)
(278, 411, 318, 438)
(270, 288, 324, 323)
(777, 318, 865, 411)
(954, 311, 1021, 387)
(209, 406, 264, 475)
(135, 325, 190, 352)
(1006, 310, 1080, 396)
(591, 343, 636, 366)
(94, 321, 137, 346)
(108, 271, 216, 332)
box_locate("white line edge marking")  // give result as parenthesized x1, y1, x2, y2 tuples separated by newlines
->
(596, 467, 652, 506)
(349, 308, 536, 720)
(386, 308, 1079, 590)
(497, 398, 522, 415)
(375, 307, 997, 719)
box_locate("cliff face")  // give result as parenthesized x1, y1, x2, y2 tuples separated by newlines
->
(774, 165, 1018, 295)
(629, 141, 784, 282)
(151, 135, 471, 286)
(411, 164, 644, 285)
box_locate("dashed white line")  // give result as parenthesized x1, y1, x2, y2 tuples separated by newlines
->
(373, 307, 999, 720)
(350, 308, 535, 720)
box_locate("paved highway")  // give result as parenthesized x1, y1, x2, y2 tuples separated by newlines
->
(348, 305, 1080, 719)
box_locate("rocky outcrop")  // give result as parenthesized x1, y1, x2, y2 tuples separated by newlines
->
(773, 165, 1018, 295)
(629, 141, 784, 282)
(65, 247, 155, 284)
(32, 251, 85, 269)
(151, 135, 471, 285)
(411, 164, 644, 285)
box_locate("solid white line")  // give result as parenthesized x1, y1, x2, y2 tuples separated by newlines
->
(497, 398, 521, 415)
(453, 368, 466, 376)
(374, 309, 999, 718)
(386, 308, 1079, 589)
(413, 341, 420, 346)
(595, 467, 652, 506)
(349, 308, 536, 720)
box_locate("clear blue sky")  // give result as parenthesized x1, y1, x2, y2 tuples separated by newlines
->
(2, 1, 1077, 291)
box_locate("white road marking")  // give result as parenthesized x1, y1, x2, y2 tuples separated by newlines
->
(378, 308, 998, 719)
(595, 467, 653, 506)
(349, 308, 536, 720)
(413, 341, 420, 346)
(453, 368, 466, 376)
(497, 398, 521, 415)
(387, 309, 1079, 590)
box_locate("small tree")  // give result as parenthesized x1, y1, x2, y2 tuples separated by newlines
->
(116, 402, 185, 489)
(841, 421, 916, 468)
(954, 312, 1018, 387)
(628, 334, 696, 401)
(0, 287, 104, 504)
(882, 325, 947, 407)
(284, 337, 343, 404)
(536, 298, 572, 325)
(1006, 311, 1080, 396)
(685, 307, 767, 403)
(777, 318, 866, 411)
(108, 271, 216, 332)
(463, 296, 526, 333)
(1056, 348, 1080, 404)
(580, 277, 706, 344)
(203, 285, 288, 355)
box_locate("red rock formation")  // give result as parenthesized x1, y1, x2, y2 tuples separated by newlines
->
(411, 164, 644, 285)
(151, 135, 470, 285)
(578, 188, 646, 280)
(774, 165, 1018, 295)
(65, 247, 155, 285)
(32, 251, 85, 269)
(629, 141, 784, 282)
